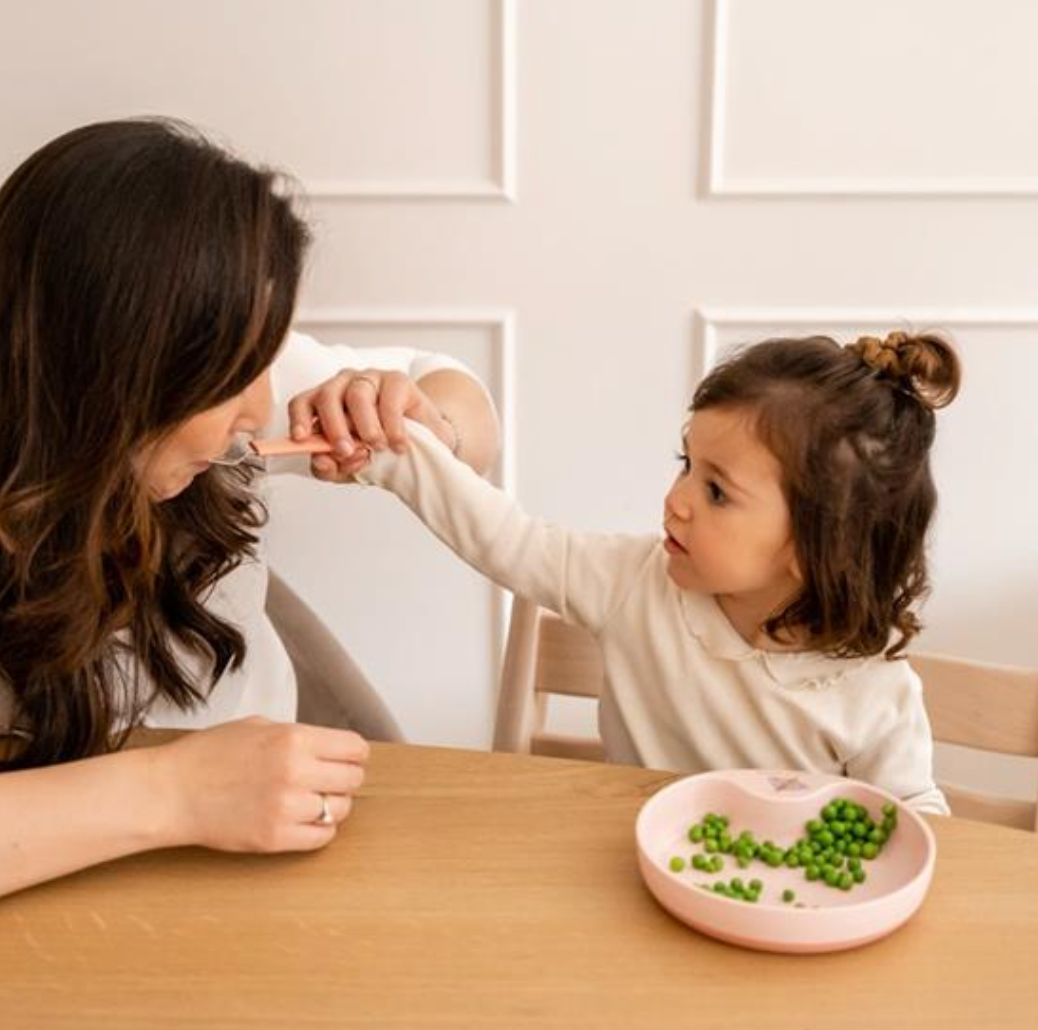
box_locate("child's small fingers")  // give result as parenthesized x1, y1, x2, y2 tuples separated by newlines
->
(311, 454, 343, 480)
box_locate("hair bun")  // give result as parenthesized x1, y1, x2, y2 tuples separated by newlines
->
(849, 330, 961, 410)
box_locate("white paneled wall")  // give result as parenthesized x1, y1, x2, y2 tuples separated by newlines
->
(2, 2, 1036, 799)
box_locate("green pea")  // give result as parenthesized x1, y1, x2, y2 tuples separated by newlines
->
(852, 868, 866, 883)
(805, 864, 821, 881)
(839, 873, 853, 891)
(824, 868, 840, 886)
(782, 889, 795, 903)
(750, 879, 763, 892)
(669, 856, 686, 872)
(862, 842, 879, 860)
(689, 825, 704, 843)
(704, 838, 718, 853)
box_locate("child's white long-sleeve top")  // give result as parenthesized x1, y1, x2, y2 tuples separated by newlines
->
(357, 421, 949, 816)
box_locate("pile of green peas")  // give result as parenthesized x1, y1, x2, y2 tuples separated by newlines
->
(668, 798, 899, 904)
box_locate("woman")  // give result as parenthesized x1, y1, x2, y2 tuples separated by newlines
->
(0, 118, 499, 896)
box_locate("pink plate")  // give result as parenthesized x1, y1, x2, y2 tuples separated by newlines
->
(635, 769, 936, 953)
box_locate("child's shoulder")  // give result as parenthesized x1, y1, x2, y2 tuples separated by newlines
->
(758, 646, 919, 698)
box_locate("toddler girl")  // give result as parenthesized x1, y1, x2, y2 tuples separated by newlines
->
(303, 331, 960, 814)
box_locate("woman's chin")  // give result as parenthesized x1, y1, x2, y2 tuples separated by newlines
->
(152, 465, 208, 501)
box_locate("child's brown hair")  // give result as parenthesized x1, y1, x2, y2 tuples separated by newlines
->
(691, 331, 961, 659)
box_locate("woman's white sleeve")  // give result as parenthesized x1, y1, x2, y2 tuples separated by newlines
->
(268, 330, 479, 439)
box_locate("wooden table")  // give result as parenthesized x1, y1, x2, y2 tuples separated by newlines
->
(2, 742, 1036, 1029)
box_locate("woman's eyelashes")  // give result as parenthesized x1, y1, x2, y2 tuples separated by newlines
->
(674, 449, 691, 475)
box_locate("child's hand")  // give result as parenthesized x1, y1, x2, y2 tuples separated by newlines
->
(154, 717, 370, 853)
(287, 368, 457, 483)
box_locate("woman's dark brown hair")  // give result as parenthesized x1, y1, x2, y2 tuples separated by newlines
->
(0, 118, 310, 768)
(691, 331, 961, 660)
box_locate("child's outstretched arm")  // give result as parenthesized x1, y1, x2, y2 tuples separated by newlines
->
(324, 420, 655, 635)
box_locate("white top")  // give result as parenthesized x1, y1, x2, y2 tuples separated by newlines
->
(356, 421, 950, 816)
(0, 331, 473, 738)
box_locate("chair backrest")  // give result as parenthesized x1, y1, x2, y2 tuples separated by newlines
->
(494, 599, 1038, 830)
(910, 651, 1038, 832)
(266, 569, 404, 742)
(494, 597, 605, 761)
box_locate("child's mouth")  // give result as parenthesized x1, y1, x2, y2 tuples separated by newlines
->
(663, 532, 688, 556)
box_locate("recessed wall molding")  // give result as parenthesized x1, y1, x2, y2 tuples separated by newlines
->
(295, 306, 516, 493)
(693, 306, 1038, 381)
(705, 0, 1038, 198)
(295, 306, 518, 672)
(306, 0, 516, 202)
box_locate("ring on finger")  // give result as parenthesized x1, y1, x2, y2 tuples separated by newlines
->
(347, 374, 379, 393)
(313, 792, 334, 826)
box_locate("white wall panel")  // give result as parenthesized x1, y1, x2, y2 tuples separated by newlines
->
(263, 312, 514, 748)
(0, 0, 515, 199)
(710, 0, 1038, 196)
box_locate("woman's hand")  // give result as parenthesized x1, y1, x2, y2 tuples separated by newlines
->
(287, 368, 457, 483)
(154, 717, 370, 853)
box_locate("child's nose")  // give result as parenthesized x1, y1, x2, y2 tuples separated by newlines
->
(665, 479, 694, 521)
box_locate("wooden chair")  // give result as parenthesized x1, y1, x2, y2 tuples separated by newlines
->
(494, 598, 1038, 831)
(910, 652, 1038, 831)
(493, 597, 605, 761)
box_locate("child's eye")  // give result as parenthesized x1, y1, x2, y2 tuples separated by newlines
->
(706, 480, 727, 506)
(674, 450, 691, 475)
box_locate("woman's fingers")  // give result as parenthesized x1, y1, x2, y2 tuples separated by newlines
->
(302, 724, 371, 764)
(299, 788, 355, 827)
(343, 371, 389, 451)
(308, 757, 367, 796)
(314, 373, 368, 458)
(375, 372, 416, 453)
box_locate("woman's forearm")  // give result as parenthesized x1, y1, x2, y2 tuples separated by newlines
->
(0, 718, 370, 898)
(0, 745, 175, 898)
(416, 369, 501, 476)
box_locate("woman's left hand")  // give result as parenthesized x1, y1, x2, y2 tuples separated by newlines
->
(287, 368, 457, 481)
